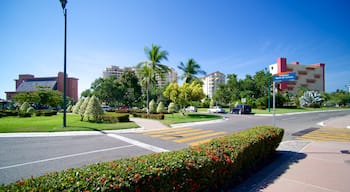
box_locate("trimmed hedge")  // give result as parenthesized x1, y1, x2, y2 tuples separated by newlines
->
(0, 126, 284, 191)
(132, 113, 165, 120)
(101, 114, 130, 123)
(0, 110, 18, 117)
(35, 110, 57, 117)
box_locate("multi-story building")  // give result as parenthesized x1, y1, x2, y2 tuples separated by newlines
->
(156, 67, 178, 87)
(102, 65, 177, 87)
(269, 57, 325, 95)
(201, 71, 226, 98)
(5, 72, 79, 101)
(102, 65, 136, 79)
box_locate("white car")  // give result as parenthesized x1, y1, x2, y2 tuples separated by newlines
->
(208, 106, 225, 113)
(184, 106, 197, 112)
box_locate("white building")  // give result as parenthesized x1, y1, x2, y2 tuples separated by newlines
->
(102, 65, 177, 87)
(102, 66, 136, 79)
(201, 71, 226, 98)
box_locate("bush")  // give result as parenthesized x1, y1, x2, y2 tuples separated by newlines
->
(0, 110, 18, 116)
(101, 114, 130, 123)
(18, 112, 32, 118)
(132, 113, 165, 120)
(35, 110, 57, 116)
(0, 126, 284, 191)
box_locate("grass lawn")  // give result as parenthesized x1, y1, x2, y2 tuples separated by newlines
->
(162, 113, 222, 126)
(0, 113, 138, 133)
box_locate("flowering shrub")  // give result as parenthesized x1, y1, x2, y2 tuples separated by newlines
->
(1, 126, 284, 191)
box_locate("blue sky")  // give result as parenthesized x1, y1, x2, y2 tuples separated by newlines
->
(1, 0, 349, 99)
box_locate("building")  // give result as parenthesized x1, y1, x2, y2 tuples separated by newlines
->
(102, 65, 177, 87)
(102, 65, 136, 79)
(156, 67, 178, 87)
(201, 71, 226, 98)
(5, 72, 78, 101)
(269, 57, 325, 95)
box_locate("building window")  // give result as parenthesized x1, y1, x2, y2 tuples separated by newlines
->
(314, 74, 321, 78)
(306, 67, 315, 70)
(306, 79, 315, 83)
(298, 71, 307, 75)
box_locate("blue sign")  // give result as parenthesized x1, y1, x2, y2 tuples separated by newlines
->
(273, 72, 297, 82)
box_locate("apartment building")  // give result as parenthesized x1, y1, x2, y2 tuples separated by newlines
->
(269, 57, 325, 95)
(201, 71, 226, 98)
(102, 65, 177, 87)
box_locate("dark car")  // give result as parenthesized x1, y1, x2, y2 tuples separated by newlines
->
(230, 104, 251, 114)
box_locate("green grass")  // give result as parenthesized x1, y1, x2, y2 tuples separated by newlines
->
(0, 113, 138, 133)
(162, 113, 222, 126)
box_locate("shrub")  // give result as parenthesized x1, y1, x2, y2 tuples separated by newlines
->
(35, 110, 57, 116)
(168, 102, 176, 113)
(156, 101, 166, 113)
(149, 99, 156, 113)
(19, 102, 30, 112)
(101, 114, 130, 123)
(26, 107, 35, 114)
(18, 112, 32, 118)
(132, 113, 165, 120)
(0, 126, 284, 191)
(0, 110, 18, 116)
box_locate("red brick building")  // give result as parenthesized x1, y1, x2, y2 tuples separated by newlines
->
(5, 72, 78, 101)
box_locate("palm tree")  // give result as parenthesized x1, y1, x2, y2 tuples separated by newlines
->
(137, 44, 170, 113)
(178, 58, 206, 83)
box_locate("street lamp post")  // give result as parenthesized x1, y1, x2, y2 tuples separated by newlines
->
(59, 0, 67, 128)
(265, 68, 271, 112)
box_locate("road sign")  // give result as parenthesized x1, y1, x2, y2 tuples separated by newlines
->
(273, 72, 296, 82)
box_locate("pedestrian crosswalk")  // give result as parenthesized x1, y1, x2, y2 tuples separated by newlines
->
(297, 128, 350, 142)
(141, 127, 227, 146)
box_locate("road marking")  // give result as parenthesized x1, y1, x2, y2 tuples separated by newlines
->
(107, 134, 169, 153)
(298, 128, 350, 142)
(0, 145, 134, 170)
(174, 132, 226, 143)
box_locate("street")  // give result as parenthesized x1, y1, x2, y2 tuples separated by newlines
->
(0, 110, 349, 184)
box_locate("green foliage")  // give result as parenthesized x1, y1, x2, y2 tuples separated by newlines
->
(178, 58, 206, 83)
(101, 114, 130, 123)
(1, 126, 284, 191)
(149, 99, 157, 113)
(168, 102, 176, 113)
(66, 105, 73, 113)
(26, 107, 35, 114)
(156, 101, 166, 113)
(79, 97, 90, 121)
(132, 113, 165, 120)
(209, 99, 215, 108)
(35, 110, 57, 117)
(84, 95, 104, 122)
(20, 102, 30, 112)
(73, 98, 84, 114)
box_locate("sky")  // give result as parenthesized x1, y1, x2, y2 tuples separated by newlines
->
(1, 0, 350, 99)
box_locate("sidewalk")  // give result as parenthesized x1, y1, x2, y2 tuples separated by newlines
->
(232, 114, 350, 192)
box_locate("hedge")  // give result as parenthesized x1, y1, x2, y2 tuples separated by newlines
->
(132, 113, 165, 120)
(101, 114, 130, 123)
(35, 110, 58, 117)
(0, 110, 18, 117)
(0, 126, 284, 191)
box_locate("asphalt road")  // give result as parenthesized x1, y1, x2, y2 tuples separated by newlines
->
(0, 110, 349, 185)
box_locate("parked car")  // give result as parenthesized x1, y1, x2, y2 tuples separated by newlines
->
(101, 105, 112, 111)
(230, 104, 251, 114)
(184, 106, 197, 112)
(208, 106, 226, 113)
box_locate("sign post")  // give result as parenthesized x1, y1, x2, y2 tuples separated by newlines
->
(272, 72, 297, 127)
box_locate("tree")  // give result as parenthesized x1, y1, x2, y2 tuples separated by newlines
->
(73, 98, 84, 114)
(79, 97, 90, 121)
(84, 95, 104, 122)
(20, 102, 30, 112)
(149, 99, 157, 113)
(168, 102, 176, 113)
(91, 77, 122, 106)
(137, 44, 170, 113)
(177, 58, 206, 83)
(156, 101, 166, 113)
(163, 82, 205, 112)
(118, 70, 142, 107)
(12, 92, 40, 105)
(80, 89, 92, 98)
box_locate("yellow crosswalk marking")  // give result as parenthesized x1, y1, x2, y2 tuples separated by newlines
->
(174, 132, 226, 143)
(298, 128, 350, 142)
(141, 127, 227, 145)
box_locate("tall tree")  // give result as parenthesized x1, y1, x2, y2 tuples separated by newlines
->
(178, 58, 206, 83)
(118, 70, 142, 107)
(137, 44, 170, 113)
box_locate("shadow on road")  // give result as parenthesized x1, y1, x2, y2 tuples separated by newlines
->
(229, 151, 307, 192)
